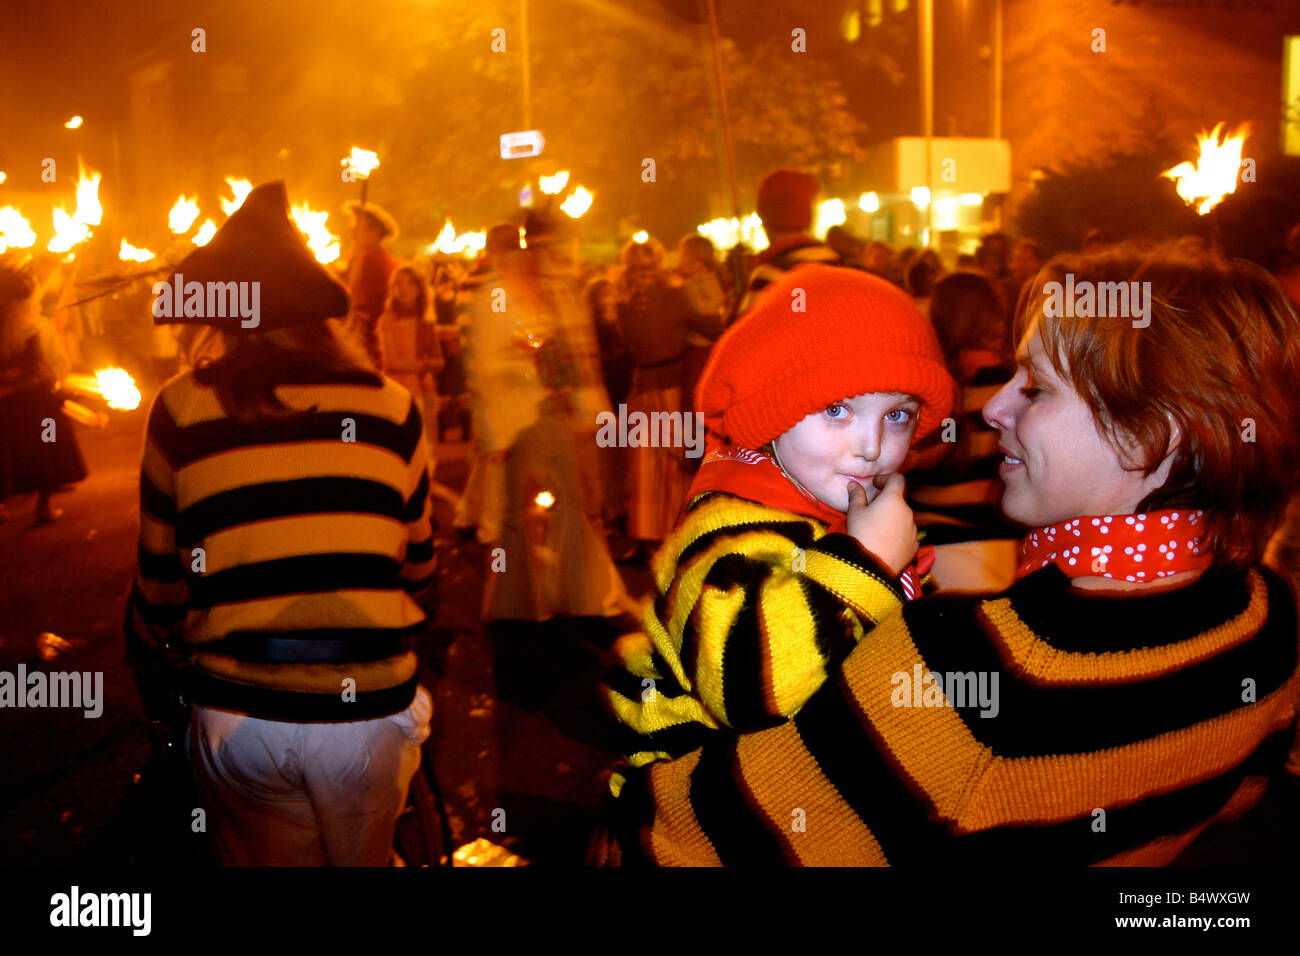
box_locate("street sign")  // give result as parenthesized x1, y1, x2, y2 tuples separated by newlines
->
(500, 130, 545, 160)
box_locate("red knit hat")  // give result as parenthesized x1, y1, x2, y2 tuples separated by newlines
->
(756, 168, 820, 234)
(697, 264, 956, 449)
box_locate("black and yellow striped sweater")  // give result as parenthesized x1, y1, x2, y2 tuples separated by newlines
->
(129, 369, 436, 721)
(604, 492, 910, 767)
(606, 559, 1300, 866)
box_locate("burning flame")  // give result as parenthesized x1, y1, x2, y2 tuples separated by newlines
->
(0, 207, 37, 253)
(290, 202, 340, 264)
(168, 195, 201, 234)
(343, 147, 380, 179)
(220, 177, 252, 216)
(534, 491, 556, 509)
(192, 219, 217, 246)
(858, 191, 880, 213)
(118, 239, 154, 262)
(560, 186, 593, 219)
(1161, 123, 1250, 215)
(72, 161, 103, 227)
(66, 368, 142, 411)
(48, 207, 90, 253)
(631, 230, 649, 243)
(429, 220, 486, 258)
(697, 214, 768, 252)
(65, 115, 83, 129)
(539, 170, 570, 195)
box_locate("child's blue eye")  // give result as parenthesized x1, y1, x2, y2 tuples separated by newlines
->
(885, 408, 915, 424)
(825, 403, 847, 419)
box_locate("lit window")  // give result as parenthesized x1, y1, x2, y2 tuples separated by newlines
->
(893, 0, 910, 12)
(868, 0, 883, 28)
(843, 9, 861, 42)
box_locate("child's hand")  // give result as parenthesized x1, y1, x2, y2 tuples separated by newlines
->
(845, 474, 917, 578)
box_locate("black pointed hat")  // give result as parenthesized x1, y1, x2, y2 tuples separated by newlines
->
(156, 180, 350, 331)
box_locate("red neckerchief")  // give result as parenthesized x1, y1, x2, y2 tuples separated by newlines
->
(1015, 509, 1212, 583)
(684, 443, 934, 600)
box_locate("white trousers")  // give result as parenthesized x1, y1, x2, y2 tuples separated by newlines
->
(187, 685, 433, 866)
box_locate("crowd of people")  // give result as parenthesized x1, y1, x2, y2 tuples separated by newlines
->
(4, 161, 1300, 868)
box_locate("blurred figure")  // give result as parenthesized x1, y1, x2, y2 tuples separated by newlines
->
(862, 240, 893, 277)
(676, 233, 726, 421)
(431, 261, 469, 441)
(455, 223, 522, 543)
(378, 263, 445, 475)
(729, 168, 844, 323)
(906, 271, 1020, 592)
(343, 200, 400, 369)
(889, 246, 919, 289)
(1010, 239, 1045, 296)
(585, 275, 632, 533)
(476, 212, 627, 621)
(0, 257, 88, 525)
(615, 236, 698, 563)
(906, 249, 945, 318)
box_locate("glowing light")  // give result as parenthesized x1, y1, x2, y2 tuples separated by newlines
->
(696, 214, 768, 252)
(539, 171, 570, 195)
(0, 171, 6, 184)
(933, 196, 959, 231)
(342, 147, 380, 179)
(65, 115, 84, 129)
(220, 177, 253, 216)
(960, 192, 984, 206)
(910, 187, 931, 209)
(534, 491, 556, 509)
(560, 186, 593, 219)
(632, 230, 649, 243)
(814, 198, 847, 238)
(858, 191, 880, 213)
(168, 195, 201, 234)
(290, 202, 341, 264)
(118, 239, 154, 262)
(47, 207, 90, 253)
(192, 219, 218, 246)
(73, 161, 102, 227)
(66, 368, 142, 411)
(428, 220, 486, 258)
(1161, 123, 1250, 215)
(0, 207, 37, 252)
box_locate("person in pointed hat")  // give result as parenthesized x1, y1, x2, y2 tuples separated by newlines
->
(129, 181, 437, 866)
(343, 199, 400, 369)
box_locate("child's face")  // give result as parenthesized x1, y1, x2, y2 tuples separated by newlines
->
(773, 392, 921, 512)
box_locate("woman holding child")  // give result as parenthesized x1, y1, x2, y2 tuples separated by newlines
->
(600, 242, 1300, 865)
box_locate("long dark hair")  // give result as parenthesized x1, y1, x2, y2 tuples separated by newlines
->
(193, 319, 381, 428)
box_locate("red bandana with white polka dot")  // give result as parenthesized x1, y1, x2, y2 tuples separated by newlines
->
(1014, 510, 1212, 583)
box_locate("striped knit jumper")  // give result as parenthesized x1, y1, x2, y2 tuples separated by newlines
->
(605, 517, 1300, 865)
(129, 368, 436, 721)
(604, 491, 909, 766)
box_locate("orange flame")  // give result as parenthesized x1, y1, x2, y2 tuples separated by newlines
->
(290, 202, 340, 264)
(192, 219, 217, 246)
(220, 177, 252, 216)
(1161, 123, 1250, 216)
(168, 195, 200, 234)
(0, 207, 37, 252)
(118, 239, 154, 262)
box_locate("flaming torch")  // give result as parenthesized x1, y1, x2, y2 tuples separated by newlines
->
(62, 367, 142, 426)
(0, 207, 37, 254)
(539, 171, 570, 195)
(290, 202, 341, 265)
(192, 219, 217, 247)
(342, 147, 380, 207)
(168, 195, 201, 235)
(220, 177, 253, 217)
(118, 239, 154, 263)
(560, 186, 593, 219)
(1162, 123, 1249, 251)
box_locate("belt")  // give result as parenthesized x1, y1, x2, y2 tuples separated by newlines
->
(203, 631, 410, 664)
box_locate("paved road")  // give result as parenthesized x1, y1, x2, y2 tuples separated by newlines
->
(0, 408, 646, 866)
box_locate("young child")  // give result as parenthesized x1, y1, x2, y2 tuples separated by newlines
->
(602, 263, 958, 772)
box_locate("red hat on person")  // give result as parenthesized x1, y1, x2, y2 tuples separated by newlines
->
(696, 264, 957, 449)
(756, 168, 820, 234)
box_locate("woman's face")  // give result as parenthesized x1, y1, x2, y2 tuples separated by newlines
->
(393, 271, 419, 307)
(772, 392, 920, 512)
(982, 318, 1175, 527)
